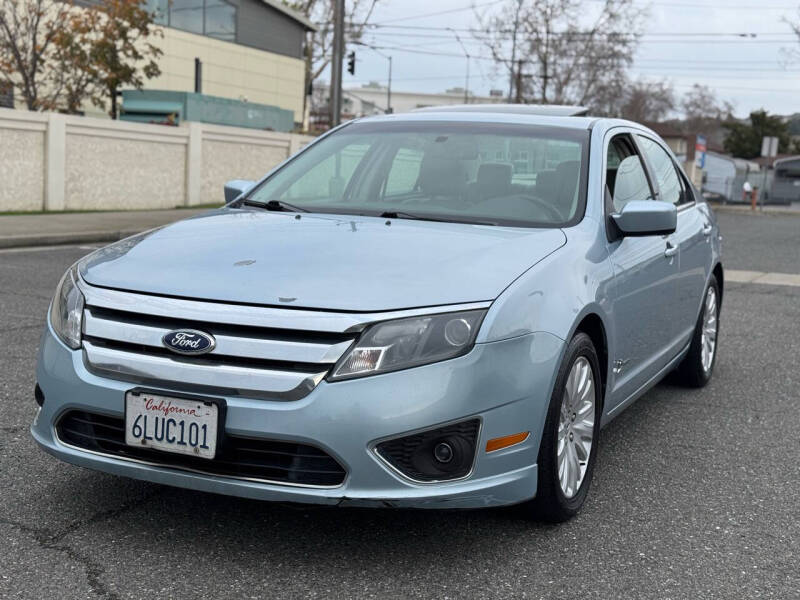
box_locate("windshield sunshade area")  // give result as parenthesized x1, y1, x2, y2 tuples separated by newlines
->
(245, 121, 590, 228)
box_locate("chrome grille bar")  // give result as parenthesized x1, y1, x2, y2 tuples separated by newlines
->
(83, 307, 354, 364)
(83, 341, 326, 400)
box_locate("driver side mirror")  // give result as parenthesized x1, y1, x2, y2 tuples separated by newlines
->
(224, 179, 255, 203)
(610, 200, 677, 238)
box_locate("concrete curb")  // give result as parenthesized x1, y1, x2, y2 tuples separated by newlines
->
(0, 229, 141, 250)
(709, 204, 800, 217)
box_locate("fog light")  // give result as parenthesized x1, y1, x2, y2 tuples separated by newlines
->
(375, 419, 480, 482)
(433, 442, 453, 464)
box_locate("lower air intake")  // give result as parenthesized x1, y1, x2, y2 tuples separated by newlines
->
(57, 410, 346, 487)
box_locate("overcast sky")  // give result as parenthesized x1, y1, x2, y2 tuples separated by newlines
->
(340, 0, 800, 118)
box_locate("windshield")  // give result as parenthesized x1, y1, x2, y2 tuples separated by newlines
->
(246, 120, 590, 227)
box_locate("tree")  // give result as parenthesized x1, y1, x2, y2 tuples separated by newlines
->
(0, 0, 161, 116)
(619, 79, 675, 122)
(52, 8, 98, 114)
(283, 0, 380, 86)
(476, 0, 645, 112)
(681, 84, 733, 131)
(786, 9, 800, 59)
(79, 0, 163, 119)
(0, 0, 71, 110)
(722, 110, 791, 159)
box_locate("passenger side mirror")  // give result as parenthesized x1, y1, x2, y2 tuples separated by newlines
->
(610, 200, 677, 238)
(224, 179, 255, 203)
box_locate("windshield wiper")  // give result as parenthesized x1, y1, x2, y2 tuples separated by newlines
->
(243, 199, 310, 213)
(380, 210, 496, 226)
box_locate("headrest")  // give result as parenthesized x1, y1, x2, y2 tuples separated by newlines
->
(417, 155, 465, 196)
(476, 163, 513, 191)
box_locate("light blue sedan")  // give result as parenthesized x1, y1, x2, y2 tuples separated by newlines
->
(32, 107, 722, 520)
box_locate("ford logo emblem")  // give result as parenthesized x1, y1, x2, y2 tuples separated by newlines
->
(162, 329, 216, 355)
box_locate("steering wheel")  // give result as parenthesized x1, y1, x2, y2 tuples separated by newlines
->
(519, 194, 566, 221)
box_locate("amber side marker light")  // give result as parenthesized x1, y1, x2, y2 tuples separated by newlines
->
(485, 431, 530, 453)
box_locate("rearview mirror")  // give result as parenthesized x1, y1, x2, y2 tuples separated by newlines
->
(610, 200, 677, 238)
(224, 179, 255, 203)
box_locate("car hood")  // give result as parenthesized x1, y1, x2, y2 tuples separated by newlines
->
(80, 208, 566, 312)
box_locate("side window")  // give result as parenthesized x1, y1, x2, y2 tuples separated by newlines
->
(384, 147, 424, 196)
(607, 136, 652, 212)
(637, 135, 683, 205)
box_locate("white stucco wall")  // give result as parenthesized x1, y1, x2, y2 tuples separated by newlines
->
(0, 107, 313, 212)
(0, 111, 46, 211)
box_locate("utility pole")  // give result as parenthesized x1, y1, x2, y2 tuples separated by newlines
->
(329, 0, 345, 127)
(507, 0, 524, 101)
(515, 60, 523, 104)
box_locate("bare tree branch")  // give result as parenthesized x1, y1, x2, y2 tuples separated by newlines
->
(475, 0, 645, 112)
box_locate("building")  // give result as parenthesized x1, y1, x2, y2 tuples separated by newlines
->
(72, 0, 315, 125)
(343, 83, 506, 117)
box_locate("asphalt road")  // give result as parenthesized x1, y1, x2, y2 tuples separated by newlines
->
(1, 210, 798, 599)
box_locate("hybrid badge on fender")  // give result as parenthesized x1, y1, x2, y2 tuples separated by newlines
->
(162, 330, 216, 355)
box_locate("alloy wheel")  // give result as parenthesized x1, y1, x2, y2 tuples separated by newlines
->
(701, 287, 718, 373)
(557, 356, 595, 499)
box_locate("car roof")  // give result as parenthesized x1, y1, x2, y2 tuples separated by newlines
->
(354, 110, 599, 131)
(412, 104, 589, 117)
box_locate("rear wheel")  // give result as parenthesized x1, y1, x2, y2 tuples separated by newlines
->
(676, 276, 720, 388)
(528, 332, 602, 522)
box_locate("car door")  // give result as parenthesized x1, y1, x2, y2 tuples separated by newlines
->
(636, 134, 710, 347)
(604, 132, 680, 410)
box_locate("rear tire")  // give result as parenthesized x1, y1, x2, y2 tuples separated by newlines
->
(675, 275, 720, 388)
(527, 332, 602, 522)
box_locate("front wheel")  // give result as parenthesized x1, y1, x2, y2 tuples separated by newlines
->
(675, 275, 720, 388)
(528, 332, 602, 522)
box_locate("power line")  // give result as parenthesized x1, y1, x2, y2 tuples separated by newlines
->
(373, 0, 504, 25)
(363, 26, 794, 37)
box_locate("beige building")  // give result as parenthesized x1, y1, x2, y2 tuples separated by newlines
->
(13, 0, 315, 124)
(343, 83, 506, 117)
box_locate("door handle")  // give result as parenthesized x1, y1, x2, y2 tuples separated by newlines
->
(702, 223, 713, 236)
(664, 242, 678, 258)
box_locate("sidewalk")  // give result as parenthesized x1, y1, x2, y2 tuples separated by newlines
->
(0, 208, 213, 249)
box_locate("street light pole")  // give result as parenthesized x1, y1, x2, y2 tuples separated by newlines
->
(387, 55, 392, 113)
(353, 42, 393, 114)
(448, 28, 470, 103)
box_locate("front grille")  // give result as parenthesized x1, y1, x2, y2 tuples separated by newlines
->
(80, 302, 356, 400)
(376, 419, 480, 482)
(57, 410, 347, 487)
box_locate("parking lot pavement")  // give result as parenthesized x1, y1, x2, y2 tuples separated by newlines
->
(1, 212, 799, 599)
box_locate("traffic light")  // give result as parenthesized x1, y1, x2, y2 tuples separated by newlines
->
(347, 51, 356, 75)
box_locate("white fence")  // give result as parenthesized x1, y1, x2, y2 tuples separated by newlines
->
(0, 108, 313, 212)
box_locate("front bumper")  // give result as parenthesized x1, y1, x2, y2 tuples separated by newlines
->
(32, 325, 564, 509)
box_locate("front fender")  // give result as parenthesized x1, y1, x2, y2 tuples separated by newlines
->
(479, 217, 615, 345)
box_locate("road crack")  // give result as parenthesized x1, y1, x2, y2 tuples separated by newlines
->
(0, 488, 163, 599)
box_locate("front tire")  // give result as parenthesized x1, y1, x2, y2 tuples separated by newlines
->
(675, 275, 720, 388)
(529, 332, 602, 522)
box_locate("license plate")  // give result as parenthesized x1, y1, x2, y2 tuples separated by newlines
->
(125, 391, 219, 459)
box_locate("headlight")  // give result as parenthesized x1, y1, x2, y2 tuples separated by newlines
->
(49, 265, 85, 349)
(330, 310, 486, 381)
